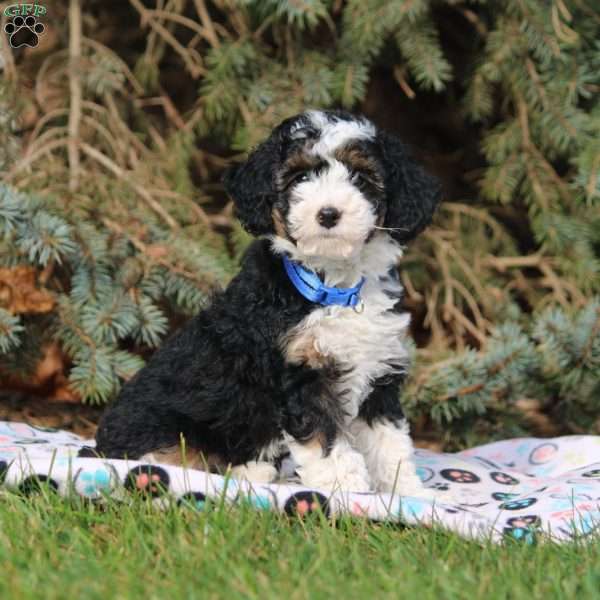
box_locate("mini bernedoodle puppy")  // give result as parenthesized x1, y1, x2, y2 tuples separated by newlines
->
(95, 110, 441, 496)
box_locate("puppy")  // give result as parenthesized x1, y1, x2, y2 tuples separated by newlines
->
(94, 110, 441, 495)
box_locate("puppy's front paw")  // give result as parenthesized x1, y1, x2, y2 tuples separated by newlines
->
(294, 439, 373, 493)
(334, 470, 372, 493)
(300, 469, 372, 493)
(230, 461, 278, 484)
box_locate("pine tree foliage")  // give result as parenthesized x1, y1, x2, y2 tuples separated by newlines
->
(0, 182, 228, 403)
(0, 309, 23, 354)
(402, 299, 600, 448)
(0, 0, 597, 442)
(465, 1, 600, 304)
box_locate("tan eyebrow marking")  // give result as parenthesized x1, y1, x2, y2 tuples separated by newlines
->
(282, 150, 322, 173)
(277, 150, 324, 191)
(334, 144, 383, 187)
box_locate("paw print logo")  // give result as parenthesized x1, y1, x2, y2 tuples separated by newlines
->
(499, 497, 537, 511)
(284, 491, 329, 518)
(124, 465, 170, 497)
(490, 471, 520, 486)
(78, 468, 112, 498)
(440, 468, 481, 484)
(4, 15, 45, 48)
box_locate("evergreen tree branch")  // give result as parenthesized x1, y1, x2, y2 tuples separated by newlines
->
(68, 0, 82, 193)
(79, 143, 179, 230)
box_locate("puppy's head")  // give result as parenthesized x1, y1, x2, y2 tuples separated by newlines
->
(224, 110, 441, 259)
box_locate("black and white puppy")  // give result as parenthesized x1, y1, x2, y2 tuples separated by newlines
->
(95, 110, 441, 495)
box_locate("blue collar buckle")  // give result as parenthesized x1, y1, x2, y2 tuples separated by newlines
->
(282, 255, 365, 312)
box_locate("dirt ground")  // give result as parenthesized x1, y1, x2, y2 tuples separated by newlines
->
(0, 391, 102, 439)
(0, 391, 446, 450)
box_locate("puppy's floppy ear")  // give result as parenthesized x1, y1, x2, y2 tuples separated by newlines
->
(377, 131, 442, 244)
(223, 135, 280, 236)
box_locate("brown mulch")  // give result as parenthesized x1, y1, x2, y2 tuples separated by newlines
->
(0, 391, 444, 451)
(0, 391, 102, 439)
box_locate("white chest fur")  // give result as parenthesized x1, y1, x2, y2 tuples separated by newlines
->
(277, 235, 411, 421)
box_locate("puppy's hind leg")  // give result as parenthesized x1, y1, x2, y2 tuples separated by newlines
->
(95, 398, 177, 460)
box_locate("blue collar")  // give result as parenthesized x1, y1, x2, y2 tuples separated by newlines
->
(282, 255, 365, 309)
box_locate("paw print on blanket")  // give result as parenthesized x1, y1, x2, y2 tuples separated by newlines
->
(507, 515, 541, 528)
(490, 471, 520, 485)
(4, 15, 45, 48)
(429, 482, 450, 491)
(19, 474, 59, 496)
(284, 491, 329, 518)
(240, 489, 277, 511)
(492, 492, 519, 502)
(499, 497, 537, 511)
(124, 465, 170, 497)
(178, 492, 208, 511)
(440, 468, 481, 484)
(503, 515, 541, 544)
(529, 442, 558, 465)
(75, 468, 113, 499)
(416, 466, 434, 483)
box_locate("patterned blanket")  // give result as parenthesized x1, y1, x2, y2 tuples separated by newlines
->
(1, 420, 600, 543)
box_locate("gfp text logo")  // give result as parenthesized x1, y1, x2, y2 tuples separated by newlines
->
(3, 4, 47, 49)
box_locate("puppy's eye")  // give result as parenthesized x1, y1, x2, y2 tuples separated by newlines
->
(288, 171, 310, 188)
(351, 171, 368, 185)
(351, 170, 383, 190)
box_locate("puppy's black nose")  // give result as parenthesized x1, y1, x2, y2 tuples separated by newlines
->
(316, 206, 341, 229)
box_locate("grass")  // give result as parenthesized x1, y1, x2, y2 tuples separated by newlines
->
(0, 489, 599, 600)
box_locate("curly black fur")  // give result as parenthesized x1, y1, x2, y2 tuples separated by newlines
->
(376, 131, 441, 244)
(95, 240, 344, 463)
